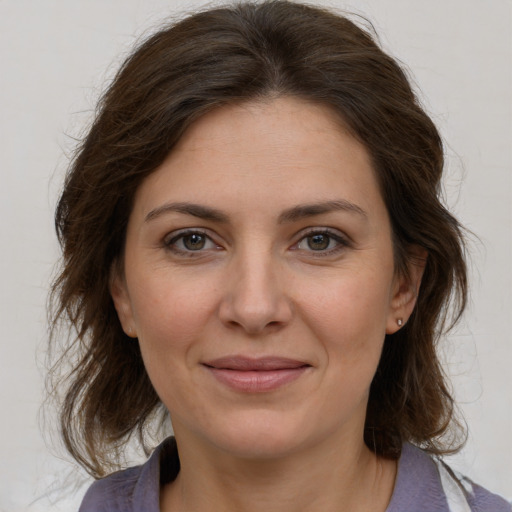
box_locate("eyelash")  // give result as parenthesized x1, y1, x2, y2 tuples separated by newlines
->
(163, 228, 350, 258)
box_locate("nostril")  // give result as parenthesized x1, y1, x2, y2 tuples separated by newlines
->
(223, 317, 286, 335)
(217, 276, 293, 334)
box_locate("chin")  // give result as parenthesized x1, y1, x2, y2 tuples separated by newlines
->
(195, 411, 320, 461)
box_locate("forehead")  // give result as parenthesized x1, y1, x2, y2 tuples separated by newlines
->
(172, 97, 360, 170)
(132, 96, 385, 223)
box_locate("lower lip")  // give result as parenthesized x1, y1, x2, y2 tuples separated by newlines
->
(205, 367, 309, 392)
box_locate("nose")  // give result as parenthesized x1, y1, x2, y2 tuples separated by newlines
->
(218, 249, 293, 335)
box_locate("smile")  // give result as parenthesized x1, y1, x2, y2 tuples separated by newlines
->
(202, 356, 311, 393)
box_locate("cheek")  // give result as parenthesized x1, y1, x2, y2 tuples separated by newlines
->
(299, 270, 392, 369)
(304, 270, 392, 332)
(129, 273, 218, 361)
(304, 279, 391, 412)
(130, 277, 219, 409)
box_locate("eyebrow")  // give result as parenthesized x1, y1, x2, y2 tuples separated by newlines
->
(277, 200, 367, 223)
(145, 202, 229, 223)
(144, 199, 367, 224)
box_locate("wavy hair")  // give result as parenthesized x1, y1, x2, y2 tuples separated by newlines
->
(49, 0, 467, 478)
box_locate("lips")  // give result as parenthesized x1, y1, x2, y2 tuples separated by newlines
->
(202, 356, 311, 392)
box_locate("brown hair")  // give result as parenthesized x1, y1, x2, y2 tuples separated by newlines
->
(50, 0, 467, 478)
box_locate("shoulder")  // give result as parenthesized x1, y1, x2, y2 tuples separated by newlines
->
(79, 465, 144, 512)
(79, 437, 178, 512)
(387, 443, 511, 512)
(436, 463, 512, 512)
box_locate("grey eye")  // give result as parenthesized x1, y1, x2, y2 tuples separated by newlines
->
(307, 234, 331, 251)
(165, 231, 218, 253)
(182, 233, 207, 250)
(294, 230, 348, 255)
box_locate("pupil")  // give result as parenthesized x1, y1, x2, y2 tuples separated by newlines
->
(308, 234, 329, 250)
(184, 234, 205, 250)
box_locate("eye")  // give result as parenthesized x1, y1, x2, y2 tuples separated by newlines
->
(293, 229, 348, 255)
(164, 230, 220, 254)
(300, 233, 333, 251)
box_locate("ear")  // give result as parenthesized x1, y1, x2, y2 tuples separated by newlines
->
(110, 263, 138, 338)
(386, 246, 427, 334)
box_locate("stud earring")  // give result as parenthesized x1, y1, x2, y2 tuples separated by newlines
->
(397, 318, 403, 327)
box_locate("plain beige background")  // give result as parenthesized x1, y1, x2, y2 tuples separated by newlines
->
(0, 1, 510, 510)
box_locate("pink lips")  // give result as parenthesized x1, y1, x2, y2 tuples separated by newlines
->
(203, 356, 310, 393)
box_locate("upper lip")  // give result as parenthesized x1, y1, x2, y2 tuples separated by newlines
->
(203, 356, 310, 371)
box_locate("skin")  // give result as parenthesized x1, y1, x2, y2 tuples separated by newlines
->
(111, 97, 425, 512)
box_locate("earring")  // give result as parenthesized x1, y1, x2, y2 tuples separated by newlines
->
(397, 318, 403, 327)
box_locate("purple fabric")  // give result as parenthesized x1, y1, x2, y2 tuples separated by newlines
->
(79, 439, 511, 511)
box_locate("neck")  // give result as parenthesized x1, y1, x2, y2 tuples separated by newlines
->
(161, 430, 396, 512)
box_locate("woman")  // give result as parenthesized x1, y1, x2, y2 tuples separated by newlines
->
(49, 1, 510, 510)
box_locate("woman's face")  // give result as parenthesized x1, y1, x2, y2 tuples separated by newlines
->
(112, 97, 418, 459)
